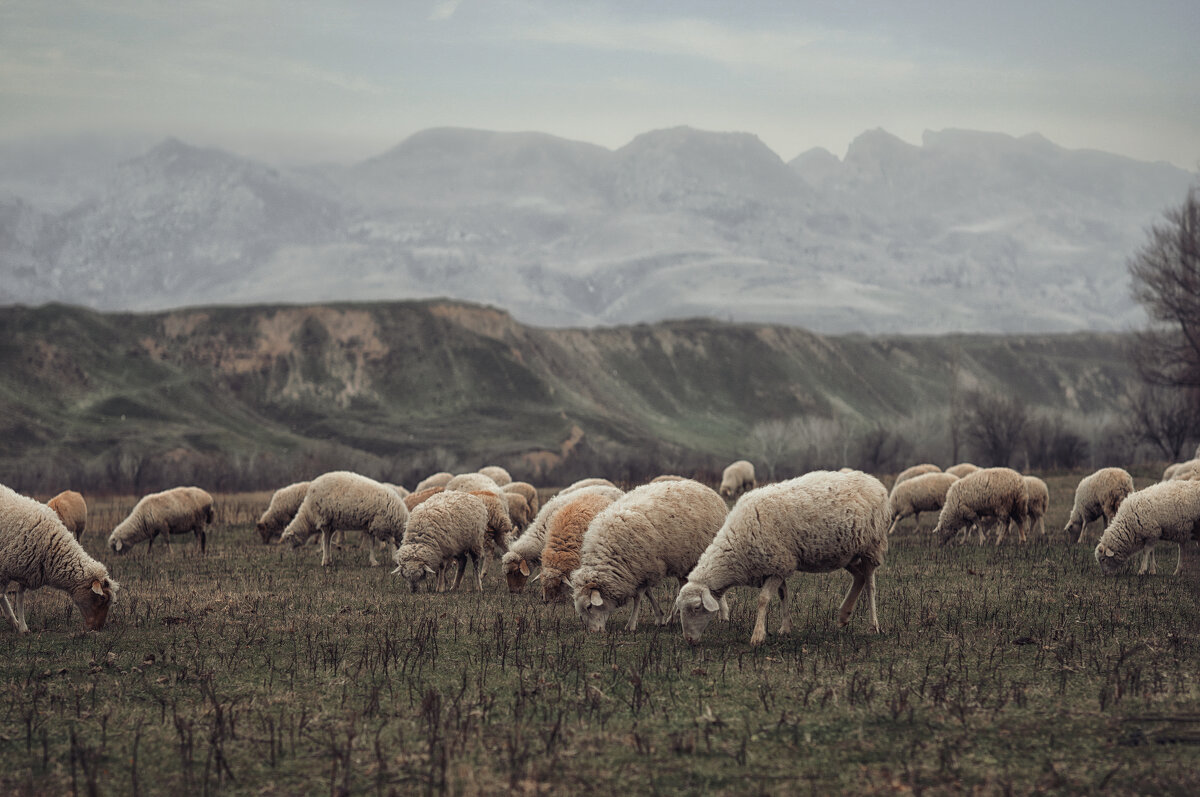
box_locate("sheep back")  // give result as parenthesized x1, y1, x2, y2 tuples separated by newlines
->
(445, 473, 501, 495)
(945, 463, 980, 479)
(405, 486, 445, 512)
(894, 463, 941, 486)
(502, 481, 539, 516)
(477, 466, 512, 486)
(47, 490, 87, 540)
(414, 472, 454, 492)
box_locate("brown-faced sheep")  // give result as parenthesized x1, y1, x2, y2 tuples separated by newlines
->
(2, 484, 118, 633)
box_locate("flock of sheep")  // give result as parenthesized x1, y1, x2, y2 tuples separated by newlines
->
(2, 452, 1199, 644)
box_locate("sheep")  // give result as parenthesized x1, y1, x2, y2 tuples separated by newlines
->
(405, 486, 445, 512)
(1095, 480, 1200, 577)
(1170, 459, 1200, 481)
(539, 491, 621, 604)
(477, 466, 512, 486)
(571, 479, 727, 633)
(108, 486, 215, 555)
(2, 484, 118, 633)
(945, 463, 980, 479)
(1064, 468, 1135, 544)
(502, 484, 624, 593)
(467, 490, 513, 555)
(393, 490, 496, 592)
(279, 471, 408, 567)
(414, 472, 454, 492)
(557, 477, 617, 496)
(934, 468, 1029, 546)
(47, 490, 87, 540)
(256, 481, 311, 544)
(886, 472, 959, 535)
(503, 491, 533, 533)
(719, 460, 756, 499)
(445, 472, 501, 495)
(676, 469, 889, 645)
(502, 481, 539, 516)
(1023, 476, 1049, 538)
(894, 463, 941, 486)
(1162, 462, 1182, 481)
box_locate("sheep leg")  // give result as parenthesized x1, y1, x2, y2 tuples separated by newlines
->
(863, 566, 880, 633)
(777, 579, 792, 636)
(642, 588, 668, 625)
(449, 555, 468, 592)
(1138, 546, 1157, 576)
(0, 592, 22, 633)
(839, 565, 869, 628)
(197, 529, 207, 555)
(366, 534, 380, 567)
(718, 594, 730, 622)
(886, 515, 902, 536)
(750, 576, 783, 646)
(1175, 541, 1195, 577)
(319, 530, 333, 567)
(473, 552, 486, 592)
(626, 589, 647, 632)
(13, 586, 28, 633)
(1075, 519, 1089, 544)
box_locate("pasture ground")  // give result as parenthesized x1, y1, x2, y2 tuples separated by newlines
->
(2, 475, 1198, 795)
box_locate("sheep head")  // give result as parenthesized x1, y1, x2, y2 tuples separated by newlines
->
(572, 582, 615, 633)
(72, 577, 118, 631)
(675, 582, 720, 644)
(503, 555, 530, 593)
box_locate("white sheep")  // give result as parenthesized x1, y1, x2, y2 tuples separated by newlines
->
(933, 468, 1029, 546)
(1064, 467, 1135, 544)
(719, 460, 756, 499)
(108, 486, 215, 555)
(1095, 480, 1200, 576)
(47, 490, 87, 540)
(392, 490, 494, 592)
(502, 484, 624, 593)
(894, 463, 942, 486)
(279, 471, 408, 567)
(945, 463, 980, 479)
(256, 481, 311, 544)
(557, 477, 617, 496)
(1170, 459, 1200, 481)
(1, 484, 118, 633)
(1023, 476, 1049, 538)
(571, 479, 727, 633)
(887, 472, 959, 535)
(445, 472, 502, 495)
(676, 469, 889, 645)
(383, 483, 411, 498)
(414, 472, 454, 492)
(502, 481, 540, 517)
(477, 466, 513, 486)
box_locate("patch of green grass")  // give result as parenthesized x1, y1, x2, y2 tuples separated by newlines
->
(2, 475, 1198, 795)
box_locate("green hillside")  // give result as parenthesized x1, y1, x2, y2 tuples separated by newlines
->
(0, 300, 1139, 491)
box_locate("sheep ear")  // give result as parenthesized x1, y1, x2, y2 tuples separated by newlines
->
(701, 589, 720, 613)
(91, 580, 104, 596)
(589, 590, 604, 607)
(424, 565, 437, 575)
(518, 560, 531, 577)
(113, 540, 123, 551)
(1105, 546, 1116, 558)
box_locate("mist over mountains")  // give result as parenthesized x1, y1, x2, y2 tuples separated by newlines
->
(0, 126, 1193, 334)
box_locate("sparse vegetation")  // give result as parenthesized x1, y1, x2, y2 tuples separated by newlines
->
(2, 476, 1198, 795)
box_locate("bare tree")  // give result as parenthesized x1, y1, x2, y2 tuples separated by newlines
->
(963, 389, 1028, 467)
(1122, 383, 1200, 461)
(1129, 185, 1200, 388)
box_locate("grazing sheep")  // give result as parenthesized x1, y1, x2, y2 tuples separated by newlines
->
(571, 479, 727, 633)
(2, 484, 118, 633)
(1023, 476, 1049, 538)
(468, 490, 513, 554)
(1095, 480, 1200, 576)
(445, 472, 501, 495)
(502, 484, 624, 593)
(502, 481, 539, 517)
(404, 486, 445, 512)
(676, 470, 889, 645)
(934, 468, 1029, 546)
(108, 486, 215, 555)
(719, 460, 756, 499)
(477, 466, 513, 486)
(415, 472, 454, 492)
(256, 481, 311, 543)
(47, 490, 87, 540)
(557, 477, 617, 497)
(886, 472, 959, 535)
(1162, 462, 1182, 481)
(393, 491, 492, 592)
(894, 464, 941, 486)
(1064, 468, 1135, 544)
(945, 463, 980, 479)
(503, 492, 534, 533)
(279, 472, 408, 567)
(539, 491, 620, 604)
(1170, 459, 1200, 481)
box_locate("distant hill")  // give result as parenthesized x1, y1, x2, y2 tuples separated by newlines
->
(0, 126, 1193, 334)
(0, 300, 1139, 493)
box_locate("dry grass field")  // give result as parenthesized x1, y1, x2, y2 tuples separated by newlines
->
(2, 474, 1198, 795)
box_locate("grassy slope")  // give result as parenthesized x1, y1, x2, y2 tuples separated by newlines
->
(0, 302, 1137, 471)
(1, 475, 1197, 795)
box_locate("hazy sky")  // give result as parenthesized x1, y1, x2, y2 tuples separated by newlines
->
(2, 0, 1197, 167)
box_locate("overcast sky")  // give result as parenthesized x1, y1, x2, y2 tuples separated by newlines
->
(2, 0, 1197, 168)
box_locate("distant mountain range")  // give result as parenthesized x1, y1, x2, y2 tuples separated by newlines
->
(0, 127, 1193, 333)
